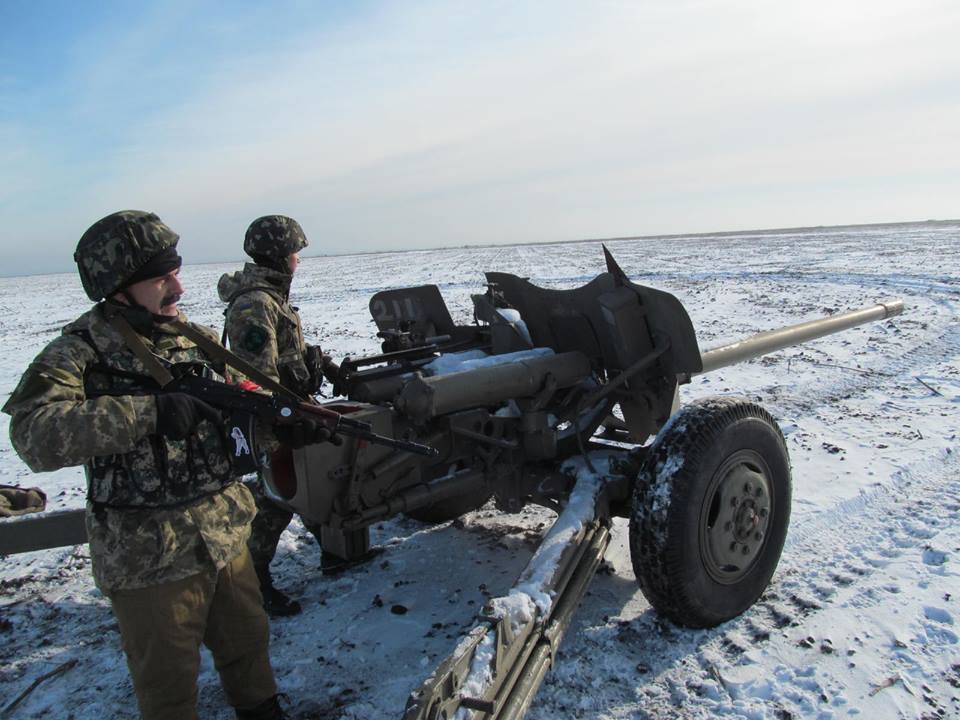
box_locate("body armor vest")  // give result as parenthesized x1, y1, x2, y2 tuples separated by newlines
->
(75, 324, 239, 509)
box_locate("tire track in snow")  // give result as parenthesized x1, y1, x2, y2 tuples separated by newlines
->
(681, 449, 960, 717)
(676, 270, 959, 299)
(783, 318, 958, 398)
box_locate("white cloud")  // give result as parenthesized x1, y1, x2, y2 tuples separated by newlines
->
(2, 0, 958, 274)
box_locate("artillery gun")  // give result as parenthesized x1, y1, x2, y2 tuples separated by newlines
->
(0, 247, 903, 720)
(267, 247, 902, 719)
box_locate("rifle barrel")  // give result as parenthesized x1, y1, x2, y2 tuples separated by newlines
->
(339, 424, 439, 456)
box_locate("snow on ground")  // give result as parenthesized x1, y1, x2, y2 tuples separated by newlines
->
(1, 221, 958, 719)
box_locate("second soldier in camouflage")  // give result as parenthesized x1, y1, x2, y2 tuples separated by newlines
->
(218, 215, 338, 616)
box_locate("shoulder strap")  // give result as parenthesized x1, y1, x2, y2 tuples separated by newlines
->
(107, 315, 175, 387)
(69, 326, 159, 390)
(68, 327, 107, 366)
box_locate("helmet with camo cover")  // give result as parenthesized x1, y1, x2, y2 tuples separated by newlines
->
(74, 210, 180, 301)
(243, 215, 308, 260)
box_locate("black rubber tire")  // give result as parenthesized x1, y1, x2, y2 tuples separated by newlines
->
(629, 396, 791, 628)
(404, 486, 493, 524)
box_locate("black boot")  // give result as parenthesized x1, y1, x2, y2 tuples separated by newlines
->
(254, 564, 302, 618)
(236, 694, 287, 720)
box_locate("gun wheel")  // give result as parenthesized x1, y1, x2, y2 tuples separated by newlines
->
(629, 396, 791, 628)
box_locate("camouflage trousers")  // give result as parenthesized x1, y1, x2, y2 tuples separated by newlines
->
(246, 478, 323, 571)
(107, 547, 276, 720)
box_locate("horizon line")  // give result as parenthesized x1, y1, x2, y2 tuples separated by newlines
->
(2, 216, 956, 281)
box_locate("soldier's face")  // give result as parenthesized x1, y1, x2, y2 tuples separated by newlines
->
(123, 269, 185, 316)
(288, 252, 300, 274)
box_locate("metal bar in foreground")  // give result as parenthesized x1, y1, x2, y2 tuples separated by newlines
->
(0, 509, 87, 555)
(403, 473, 612, 720)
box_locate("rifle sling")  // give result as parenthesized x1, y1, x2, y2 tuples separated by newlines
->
(168, 319, 308, 404)
(108, 315, 175, 387)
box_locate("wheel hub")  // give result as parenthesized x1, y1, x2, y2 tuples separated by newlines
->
(701, 453, 773, 584)
(733, 499, 760, 541)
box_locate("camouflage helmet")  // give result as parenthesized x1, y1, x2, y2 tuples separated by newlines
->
(243, 215, 308, 260)
(74, 210, 180, 301)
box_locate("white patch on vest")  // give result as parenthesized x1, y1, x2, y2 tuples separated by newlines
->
(231, 426, 251, 457)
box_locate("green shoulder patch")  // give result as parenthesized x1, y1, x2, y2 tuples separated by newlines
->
(241, 325, 270, 354)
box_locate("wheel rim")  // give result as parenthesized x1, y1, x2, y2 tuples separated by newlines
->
(699, 449, 773, 585)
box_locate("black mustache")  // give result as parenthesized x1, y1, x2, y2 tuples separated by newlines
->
(161, 293, 182, 307)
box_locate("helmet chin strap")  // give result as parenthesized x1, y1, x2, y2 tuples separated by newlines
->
(251, 253, 293, 275)
(119, 288, 147, 312)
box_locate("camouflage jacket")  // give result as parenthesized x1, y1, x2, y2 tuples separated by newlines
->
(218, 263, 332, 396)
(2, 303, 256, 592)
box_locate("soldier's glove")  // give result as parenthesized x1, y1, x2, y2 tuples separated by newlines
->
(274, 418, 336, 449)
(155, 393, 223, 440)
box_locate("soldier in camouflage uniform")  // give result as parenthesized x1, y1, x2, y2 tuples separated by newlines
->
(2, 211, 292, 720)
(218, 215, 339, 617)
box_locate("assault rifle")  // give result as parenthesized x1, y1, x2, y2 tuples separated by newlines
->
(165, 367, 438, 457)
(97, 313, 438, 459)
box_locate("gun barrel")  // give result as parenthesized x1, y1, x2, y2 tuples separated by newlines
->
(695, 300, 903, 376)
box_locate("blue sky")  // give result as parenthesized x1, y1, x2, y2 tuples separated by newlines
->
(1, 0, 958, 276)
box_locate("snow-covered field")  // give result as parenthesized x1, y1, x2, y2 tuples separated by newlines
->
(1, 221, 958, 719)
